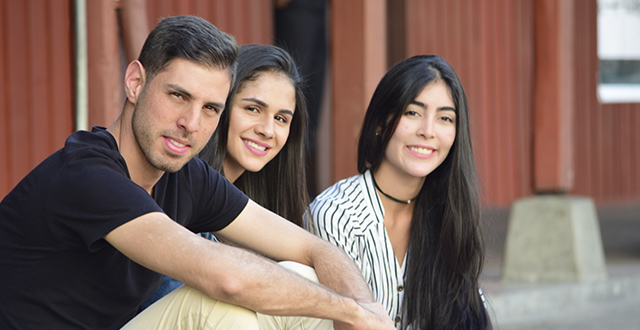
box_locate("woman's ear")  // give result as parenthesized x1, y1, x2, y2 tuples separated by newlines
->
(124, 60, 146, 104)
(375, 124, 383, 136)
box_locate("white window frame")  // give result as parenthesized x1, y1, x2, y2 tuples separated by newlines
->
(597, 0, 640, 103)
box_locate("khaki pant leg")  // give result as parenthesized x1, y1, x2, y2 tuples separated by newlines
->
(257, 261, 334, 330)
(122, 285, 259, 330)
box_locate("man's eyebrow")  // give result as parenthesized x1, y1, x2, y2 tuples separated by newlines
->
(205, 101, 225, 109)
(410, 100, 456, 112)
(167, 84, 192, 98)
(168, 84, 224, 109)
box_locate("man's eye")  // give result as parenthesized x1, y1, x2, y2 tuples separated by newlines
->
(205, 105, 220, 113)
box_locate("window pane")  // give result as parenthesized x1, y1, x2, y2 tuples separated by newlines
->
(597, 0, 640, 103)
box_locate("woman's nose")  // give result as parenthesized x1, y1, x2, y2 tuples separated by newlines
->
(255, 117, 274, 139)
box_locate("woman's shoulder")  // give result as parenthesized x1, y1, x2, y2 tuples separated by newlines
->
(309, 173, 380, 230)
(311, 173, 365, 208)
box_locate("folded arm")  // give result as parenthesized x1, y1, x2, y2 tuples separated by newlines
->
(104, 200, 394, 329)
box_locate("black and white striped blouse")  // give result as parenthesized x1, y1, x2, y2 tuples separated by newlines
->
(306, 169, 408, 328)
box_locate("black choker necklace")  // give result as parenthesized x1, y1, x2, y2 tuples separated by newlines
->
(371, 173, 418, 205)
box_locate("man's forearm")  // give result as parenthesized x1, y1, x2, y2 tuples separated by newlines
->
(308, 239, 374, 302)
(193, 242, 395, 329)
(190, 241, 365, 323)
(106, 212, 361, 322)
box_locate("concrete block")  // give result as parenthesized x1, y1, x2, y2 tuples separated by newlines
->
(502, 195, 607, 282)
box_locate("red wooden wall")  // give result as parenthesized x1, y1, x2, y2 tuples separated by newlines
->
(573, 2, 640, 204)
(0, 0, 74, 198)
(144, 0, 273, 44)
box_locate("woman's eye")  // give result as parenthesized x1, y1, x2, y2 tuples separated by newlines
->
(171, 92, 184, 99)
(275, 115, 288, 123)
(440, 115, 455, 123)
(404, 110, 419, 116)
(246, 106, 259, 113)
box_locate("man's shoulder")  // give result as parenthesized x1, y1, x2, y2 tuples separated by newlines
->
(63, 126, 118, 152)
(55, 127, 128, 172)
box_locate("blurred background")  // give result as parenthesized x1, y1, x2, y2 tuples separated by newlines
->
(1, 0, 639, 327)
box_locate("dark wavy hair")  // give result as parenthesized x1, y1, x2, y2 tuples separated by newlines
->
(138, 15, 238, 84)
(199, 44, 309, 226)
(358, 55, 490, 329)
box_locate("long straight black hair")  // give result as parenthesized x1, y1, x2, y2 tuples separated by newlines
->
(358, 55, 490, 329)
(199, 44, 309, 226)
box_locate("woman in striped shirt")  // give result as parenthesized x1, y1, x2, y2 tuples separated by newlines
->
(307, 55, 491, 329)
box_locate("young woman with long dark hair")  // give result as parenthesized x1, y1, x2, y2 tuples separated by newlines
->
(199, 43, 309, 226)
(307, 55, 491, 329)
(199, 45, 309, 226)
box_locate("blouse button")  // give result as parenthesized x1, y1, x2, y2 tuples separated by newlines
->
(395, 315, 402, 323)
(397, 285, 404, 292)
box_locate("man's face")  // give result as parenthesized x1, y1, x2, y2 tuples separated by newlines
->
(132, 58, 231, 173)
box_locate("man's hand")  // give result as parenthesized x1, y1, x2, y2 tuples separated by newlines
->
(334, 300, 395, 330)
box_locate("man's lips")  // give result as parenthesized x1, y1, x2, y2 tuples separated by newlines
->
(164, 136, 190, 154)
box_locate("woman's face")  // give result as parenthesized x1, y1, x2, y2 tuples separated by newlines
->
(223, 71, 296, 182)
(380, 80, 457, 180)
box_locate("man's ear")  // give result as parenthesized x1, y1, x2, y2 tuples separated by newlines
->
(124, 60, 146, 103)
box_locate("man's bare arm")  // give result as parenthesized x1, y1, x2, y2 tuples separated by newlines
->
(216, 200, 394, 329)
(216, 200, 375, 303)
(104, 205, 394, 329)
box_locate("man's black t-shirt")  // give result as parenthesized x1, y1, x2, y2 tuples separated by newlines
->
(0, 127, 249, 329)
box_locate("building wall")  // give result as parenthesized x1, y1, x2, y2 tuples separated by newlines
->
(573, 2, 640, 204)
(145, 0, 273, 44)
(0, 0, 74, 198)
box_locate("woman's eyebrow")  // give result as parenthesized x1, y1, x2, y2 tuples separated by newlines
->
(242, 97, 294, 116)
(278, 109, 294, 116)
(410, 100, 456, 112)
(438, 106, 456, 112)
(242, 97, 268, 108)
(410, 100, 426, 109)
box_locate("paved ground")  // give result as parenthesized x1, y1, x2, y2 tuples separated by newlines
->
(498, 294, 640, 330)
(479, 203, 640, 329)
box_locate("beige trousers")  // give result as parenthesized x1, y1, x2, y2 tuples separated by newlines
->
(121, 262, 334, 330)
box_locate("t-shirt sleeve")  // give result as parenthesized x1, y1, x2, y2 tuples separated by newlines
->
(46, 147, 163, 251)
(179, 158, 249, 233)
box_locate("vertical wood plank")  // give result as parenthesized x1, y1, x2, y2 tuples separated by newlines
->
(533, 0, 575, 192)
(330, 0, 387, 182)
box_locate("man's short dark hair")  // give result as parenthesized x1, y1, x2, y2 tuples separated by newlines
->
(138, 15, 239, 83)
